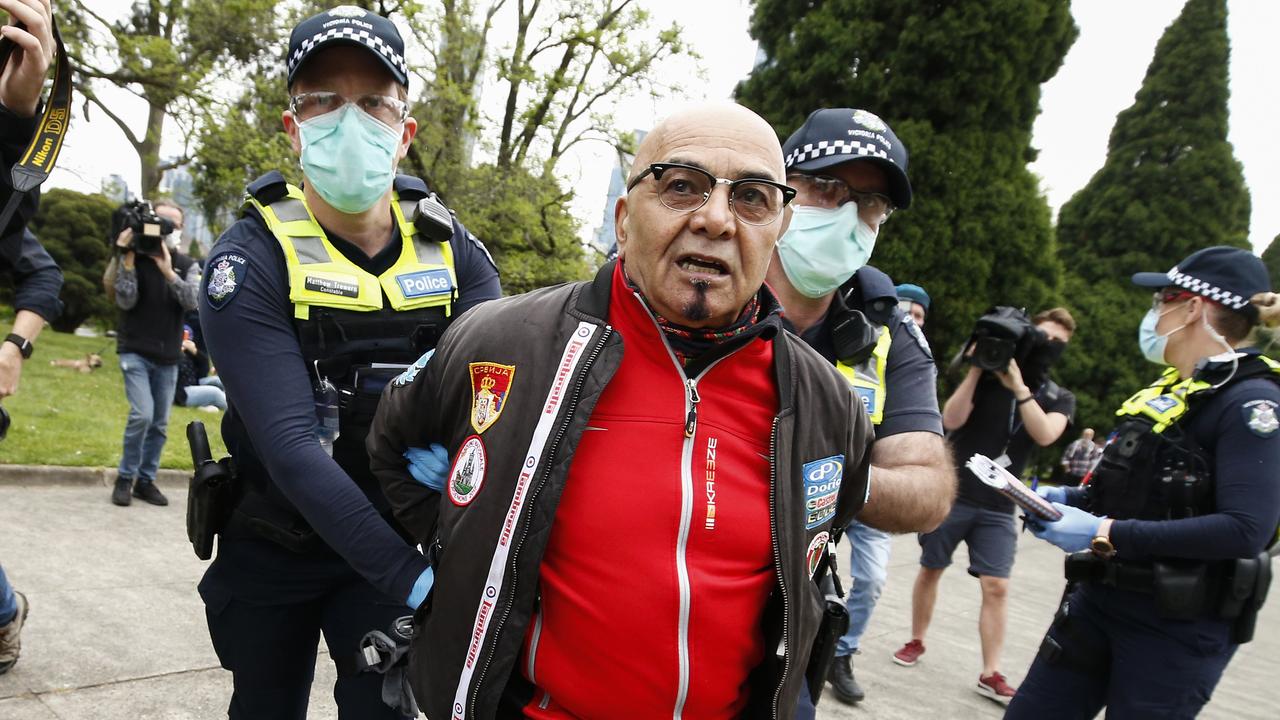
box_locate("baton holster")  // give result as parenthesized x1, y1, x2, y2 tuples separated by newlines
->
(804, 537, 849, 704)
(186, 421, 238, 560)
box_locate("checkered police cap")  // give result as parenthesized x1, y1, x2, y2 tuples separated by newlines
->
(782, 108, 912, 209)
(1132, 246, 1271, 319)
(287, 6, 409, 88)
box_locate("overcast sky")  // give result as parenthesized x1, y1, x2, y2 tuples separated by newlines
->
(45, 0, 1279, 254)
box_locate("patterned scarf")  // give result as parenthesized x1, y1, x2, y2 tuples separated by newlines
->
(625, 267, 768, 367)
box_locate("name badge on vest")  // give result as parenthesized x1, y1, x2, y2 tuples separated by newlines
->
(305, 274, 360, 298)
(397, 269, 454, 298)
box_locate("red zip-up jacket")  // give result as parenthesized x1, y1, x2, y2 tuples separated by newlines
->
(519, 266, 779, 718)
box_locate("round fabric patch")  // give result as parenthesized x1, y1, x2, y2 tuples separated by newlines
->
(806, 531, 831, 578)
(1241, 399, 1280, 438)
(205, 252, 249, 310)
(448, 435, 488, 506)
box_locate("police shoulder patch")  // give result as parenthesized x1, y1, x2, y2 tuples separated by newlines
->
(393, 349, 434, 387)
(205, 252, 249, 310)
(1241, 399, 1280, 438)
(904, 315, 933, 359)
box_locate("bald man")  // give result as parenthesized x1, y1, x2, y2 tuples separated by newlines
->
(368, 103, 877, 718)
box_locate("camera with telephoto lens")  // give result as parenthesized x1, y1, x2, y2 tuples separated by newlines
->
(111, 199, 175, 257)
(967, 306, 1046, 372)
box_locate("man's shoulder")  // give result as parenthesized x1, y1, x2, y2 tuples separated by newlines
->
(447, 280, 581, 338)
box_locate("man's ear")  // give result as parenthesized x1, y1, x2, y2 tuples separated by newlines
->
(397, 116, 418, 162)
(613, 195, 629, 259)
(282, 111, 303, 155)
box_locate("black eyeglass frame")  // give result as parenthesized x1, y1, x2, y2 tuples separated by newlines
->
(626, 162, 797, 226)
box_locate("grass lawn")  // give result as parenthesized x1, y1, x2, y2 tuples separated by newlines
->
(1, 325, 228, 470)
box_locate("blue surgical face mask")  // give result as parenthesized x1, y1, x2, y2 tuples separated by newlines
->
(298, 105, 402, 214)
(776, 203, 878, 298)
(1138, 306, 1188, 365)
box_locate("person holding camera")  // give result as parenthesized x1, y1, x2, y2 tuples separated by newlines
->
(195, 7, 500, 718)
(0, 0, 61, 677)
(1007, 247, 1280, 719)
(770, 108, 952, 710)
(109, 199, 199, 507)
(894, 306, 1076, 703)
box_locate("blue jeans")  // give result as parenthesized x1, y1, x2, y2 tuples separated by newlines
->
(836, 520, 893, 656)
(0, 564, 15, 626)
(181, 376, 227, 411)
(118, 352, 179, 483)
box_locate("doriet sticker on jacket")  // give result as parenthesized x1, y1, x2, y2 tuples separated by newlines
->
(469, 362, 515, 434)
(449, 435, 487, 506)
(803, 455, 844, 529)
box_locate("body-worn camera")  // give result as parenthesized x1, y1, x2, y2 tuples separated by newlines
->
(111, 200, 175, 257)
(968, 306, 1045, 372)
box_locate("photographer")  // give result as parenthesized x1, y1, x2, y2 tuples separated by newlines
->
(110, 200, 199, 508)
(892, 307, 1076, 704)
(1, 0, 61, 675)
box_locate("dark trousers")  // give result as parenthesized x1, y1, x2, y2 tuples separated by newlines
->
(1006, 585, 1237, 719)
(200, 537, 411, 720)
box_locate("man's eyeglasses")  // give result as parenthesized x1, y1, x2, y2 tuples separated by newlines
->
(289, 91, 409, 127)
(1152, 288, 1196, 311)
(786, 172, 895, 222)
(626, 162, 796, 226)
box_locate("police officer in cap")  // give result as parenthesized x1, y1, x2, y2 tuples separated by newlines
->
(197, 6, 500, 718)
(1008, 246, 1280, 718)
(773, 108, 953, 710)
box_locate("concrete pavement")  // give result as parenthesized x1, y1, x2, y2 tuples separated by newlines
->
(0, 480, 1276, 718)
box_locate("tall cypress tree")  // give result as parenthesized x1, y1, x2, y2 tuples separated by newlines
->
(1055, 0, 1250, 432)
(736, 0, 1077, 366)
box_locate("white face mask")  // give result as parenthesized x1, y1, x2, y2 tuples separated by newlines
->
(775, 204, 879, 298)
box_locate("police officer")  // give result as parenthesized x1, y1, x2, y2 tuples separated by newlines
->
(197, 6, 500, 718)
(1008, 246, 1280, 719)
(772, 108, 952, 709)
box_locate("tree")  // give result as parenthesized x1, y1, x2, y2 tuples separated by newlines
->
(25, 189, 117, 332)
(736, 0, 1077, 369)
(1262, 234, 1280, 290)
(63, 0, 277, 196)
(1054, 0, 1249, 433)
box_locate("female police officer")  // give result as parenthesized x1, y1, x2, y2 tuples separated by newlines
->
(1007, 246, 1280, 719)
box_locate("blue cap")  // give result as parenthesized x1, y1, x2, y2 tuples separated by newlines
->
(287, 6, 409, 88)
(895, 283, 930, 311)
(1132, 246, 1270, 319)
(782, 108, 912, 209)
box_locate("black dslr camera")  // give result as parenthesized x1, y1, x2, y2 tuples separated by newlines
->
(111, 199, 175, 257)
(967, 306, 1045, 372)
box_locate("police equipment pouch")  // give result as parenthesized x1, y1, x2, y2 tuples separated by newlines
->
(186, 421, 237, 561)
(1152, 559, 1210, 621)
(805, 541, 848, 704)
(412, 194, 453, 244)
(1223, 552, 1272, 643)
(355, 615, 419, 716)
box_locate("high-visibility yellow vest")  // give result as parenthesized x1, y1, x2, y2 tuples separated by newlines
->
(246, 183, 456, 321)
(835, 325, 892, 426)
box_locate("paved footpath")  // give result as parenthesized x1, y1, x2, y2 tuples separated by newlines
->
(0, 480, 1276, 719)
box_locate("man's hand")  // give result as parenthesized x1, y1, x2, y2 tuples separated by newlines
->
(182, 338, 198, 355)
(0, 0, 54, 118)
(155, 240, 177, 281)
(0, 340, 22, 398)
(115, 228, 136, 269)
(404, 444, 450, 492)
(993, 358, 1030, 398)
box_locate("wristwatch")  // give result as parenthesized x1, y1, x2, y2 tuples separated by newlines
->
(1090, 518, 1116, 560)
(4, 333, 33, 359)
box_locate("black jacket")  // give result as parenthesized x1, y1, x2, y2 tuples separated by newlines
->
(369, 262, 875, 719)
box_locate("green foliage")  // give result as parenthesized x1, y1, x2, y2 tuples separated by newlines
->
(736, 0, 1076, 368)
(20, 189, 117, 332)
(1262, 234, 1280, 289)
(449, 165, 591, 294)
(0, 324, 226, 468)
(1054, 0, 1250, 434)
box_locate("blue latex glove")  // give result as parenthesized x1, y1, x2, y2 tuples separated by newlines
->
(404, 444, 450, 492)
(1036, 485, 1069, 504)
(1030, 503, 1103, 552)
(406, 567, 434, 609)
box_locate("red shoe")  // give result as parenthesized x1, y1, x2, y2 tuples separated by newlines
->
(891, 639, 925, 667)
(976, 671, 1017, 704)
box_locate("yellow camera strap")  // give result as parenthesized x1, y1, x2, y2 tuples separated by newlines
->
(0, 19, 73, 233)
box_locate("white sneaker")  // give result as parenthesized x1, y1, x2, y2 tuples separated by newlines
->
(0, 591, 29, 675)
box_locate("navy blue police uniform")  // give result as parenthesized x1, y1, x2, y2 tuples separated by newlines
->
(1008, 248, 1280, 719)
(198, 170, 500, 719)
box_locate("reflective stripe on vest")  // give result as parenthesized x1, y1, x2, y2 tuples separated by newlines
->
(835, 325, 892, 426)
(248, 184, 457, 320)
(1117, 356, 1280, 433)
